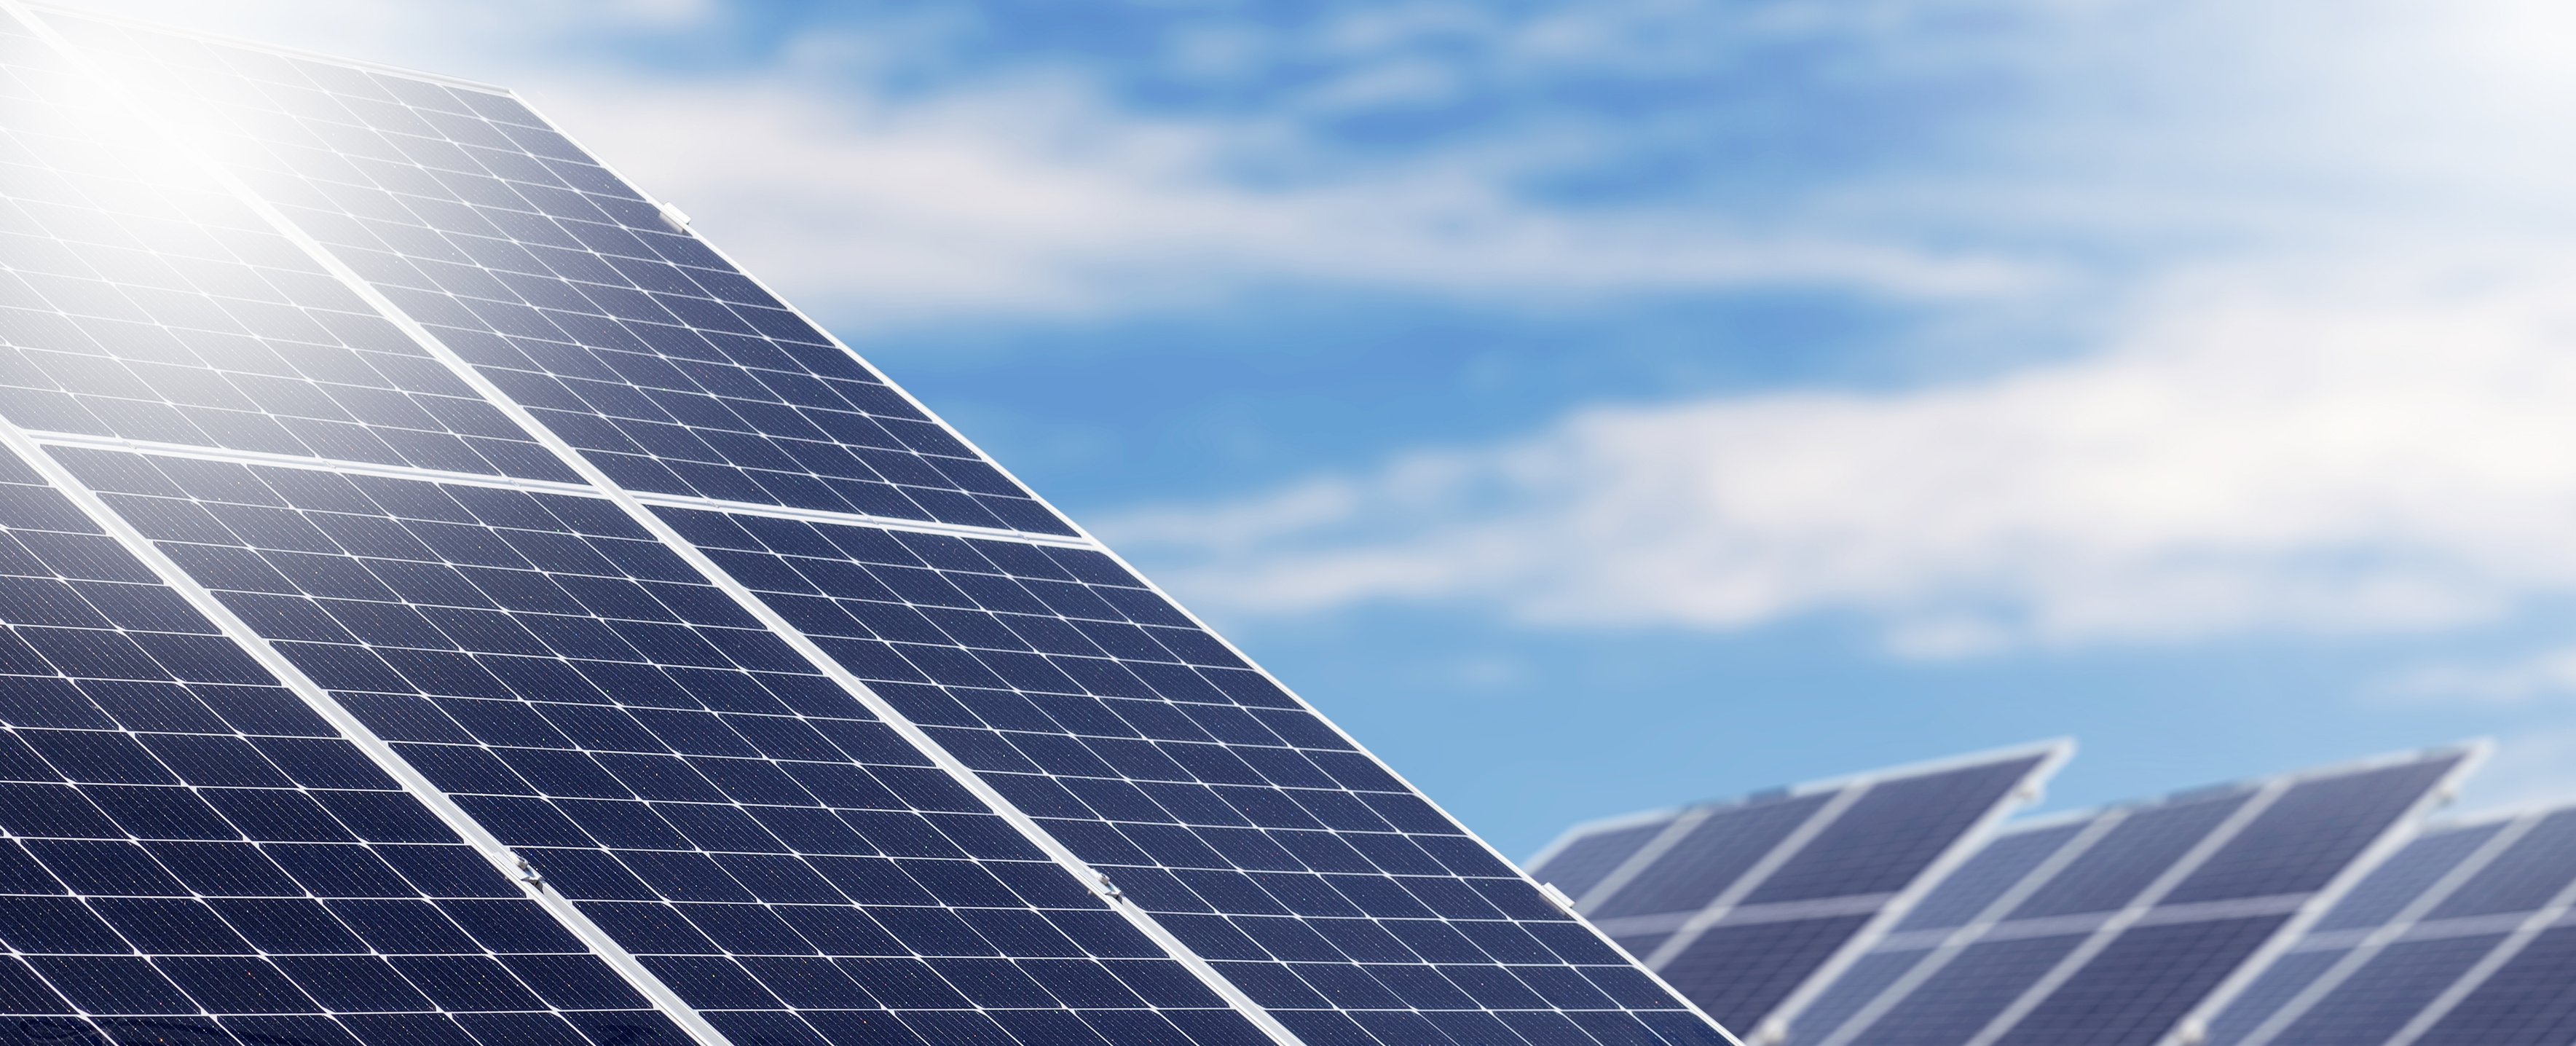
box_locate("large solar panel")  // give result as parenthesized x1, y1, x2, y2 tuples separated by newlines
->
(0, 7, 1737, 1046)
(2194, 804, 2576, 1046)
(1525, 744, 2068, 1041)
(1785, 748, 2477, 1046)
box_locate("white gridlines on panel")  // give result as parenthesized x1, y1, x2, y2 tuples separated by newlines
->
(1524, 741, 2070, 1045)
(5, 7, 1742, 1046)
(1801, 745, 2483, 1046)
(1, 8, 1307, 1041)
(2199, 804, 2576, 1046)
(165, 15, 1736, 1043)
(1757, 744, 2071, 1045)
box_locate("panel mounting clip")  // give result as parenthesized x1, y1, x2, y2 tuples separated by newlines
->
(1540, 881, 1578, 913)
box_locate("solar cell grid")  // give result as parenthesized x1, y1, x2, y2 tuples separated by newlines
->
(0, 8, 1741, 1045)
(2309, 822, 2500, 932)
(1862, 935, 2084, 1046)
(0, 443, 689, 1046)
(1992, 914, 2287, 1046)
(1889, 825, 2081, 934)
(59, 447, 1276, 1046)
(2261, 934, 2499, 1046)
(58, 14, 1076, 536)
(2412, 924, 2576, 1046)
(653, 506, 1725, 1046)
(1789, 750, 2472, 1046)
(2425, 810, 2576, 919)
(2194, 805, 2576, 1046)
(1744, 761, 2042, 905)
(1525, 817, 1672, 903)
(2005, 793, 2247, 920)
(0, 23, 575, 485)
(1590, 797, 1829, 920)
(2198, 948, 2341, 1046)
(1654, 915, 1870, 1029)
(1525, 747, 2063, 1042)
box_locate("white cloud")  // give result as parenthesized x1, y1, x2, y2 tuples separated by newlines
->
(1103, 255, 2576, 653)
(2382, 648, 2576, 704)
(524, 76, 2039, 326)
(40, 0, 2040, 327)
(2456, 727, 2576, 814)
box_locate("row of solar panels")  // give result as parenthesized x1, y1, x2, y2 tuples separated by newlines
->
(1526, 740, 2576, 1045)
(0, 9, 1738, 1046)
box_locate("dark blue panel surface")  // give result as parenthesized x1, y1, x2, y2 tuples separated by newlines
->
(2413, 924, 2576, 1046)
(1811, 752, 2461, 1046)
(1529, 818, 1671, 902)
(2008, 794, 2247, 919)
(1782, 947, 1921, 1045)
(66, 448, 1269, 1046)
(1655, 915, 1869, 1032)
(1862, 933, 2085, 1046)
(2427, 811, 2576, 919)
(1746, 757, 2043, 905)
(1991, 915, 2286, 1046)
(66, 20, 1074, 535)
(1591, 795, 1829, 919)
(2312, 822, 2501, 931)
(2266, 934, 2499, 1046)
(2202, 947, 2342, 1046)
(655, 506, 1712, 1046)
(2166, 760, 2467, 904)
(0, 444, 680, 1045)
(0, 25, 572, 483)
(1893, 825, 2079, 933)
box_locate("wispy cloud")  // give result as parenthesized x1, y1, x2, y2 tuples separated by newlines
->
(55, 0, 2043, 326)
(2382, 648, 2576, 705)
(1104, 256, 2576, 654)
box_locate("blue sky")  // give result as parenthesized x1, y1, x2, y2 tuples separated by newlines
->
(81, 0, 2576, 857)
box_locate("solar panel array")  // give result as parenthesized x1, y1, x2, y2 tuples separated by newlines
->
(1781, 749, 2475, 1046)
(1526, 745, 2068, 1040)
(2196, 805, 2576, 1046)
(0, 7, 1738, 1046)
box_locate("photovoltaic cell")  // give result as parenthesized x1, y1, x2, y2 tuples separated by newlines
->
(2198, 806, 2576, 1046)
(1527, 747, 2063, 1037)
(63, 447, 1273, 1046)
(653, 506, 1722, 1046)
(1591, 797, 1829, 920)
(61, 17, 1076, 535)
(1525, 817, 1671, 903)
(1789, 750, 2469, 1046)
(0, 443, 686, 1046)
(0, 23, 574, 484)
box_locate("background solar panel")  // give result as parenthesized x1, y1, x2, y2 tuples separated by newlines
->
(61, 446, 1278, 1046)
(655, 506, 1725, 1046)
(0, 22, 574, 484)
(0, 442, 689, 1046)
(1789, 750, 2473, 1046)
(60, 14, 1076, 536)
(1525, 746, 2066, 1040)
(2195, 806, 2576, 1046)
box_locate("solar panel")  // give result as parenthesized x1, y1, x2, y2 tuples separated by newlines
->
(1525, 744, 2068, 1040)
(59, 14, 1075, 537)
(0, 441, 698, 1046)
(2194, 805, 2576, 1046)
(0, 18, 579, 485)
(0, 7, 1736, 1046)
(1790, 748, 2477, 1046)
